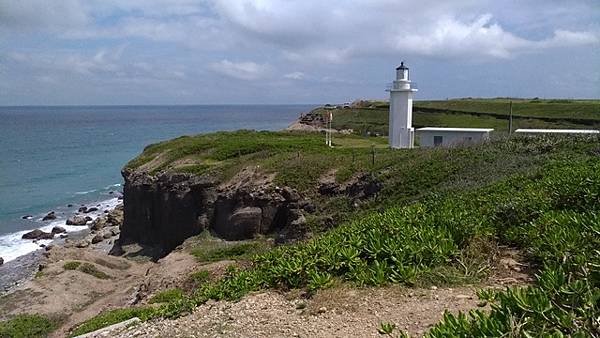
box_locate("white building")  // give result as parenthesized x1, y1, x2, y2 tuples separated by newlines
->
(515, 129, 599, 135)
(387, 62, 417, 149)
(416, 127, 494, 147)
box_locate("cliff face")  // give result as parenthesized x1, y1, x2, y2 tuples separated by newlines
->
(117, 168, 309, 258)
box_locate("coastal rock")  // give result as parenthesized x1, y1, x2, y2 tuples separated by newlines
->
(0, 257, 3, 265)
(215, 207, 262, 240)
(118, 168, 308, 258)
(42, 212, 56, 221)
(66, 215, 88, 226)
(51, 226, 66, 234)
(22, 229, 54, 240)
(78, 206, 88, 213)
(91, 234, 104, 244)
(85, 207, 99, 213)
(90, 218, 107, 231)
(22, 215, 33, 220)
(85, 216, 92, 222)
(76, 240, 90, 248)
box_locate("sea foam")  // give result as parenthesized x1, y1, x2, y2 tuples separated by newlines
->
(0, 197, 121, 263)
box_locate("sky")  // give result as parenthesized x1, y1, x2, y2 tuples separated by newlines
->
(1, 0, 599, 105)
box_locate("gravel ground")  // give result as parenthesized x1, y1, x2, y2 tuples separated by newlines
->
(109, 285, 482, 338)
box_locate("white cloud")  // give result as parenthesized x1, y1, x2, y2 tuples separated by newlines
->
(283, 71, 305, 80)
(209, 60, 269, 80)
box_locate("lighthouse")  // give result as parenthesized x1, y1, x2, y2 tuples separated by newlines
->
(387, 62, 417, 149)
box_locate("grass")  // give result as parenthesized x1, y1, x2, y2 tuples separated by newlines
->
(69, 307, 156, 337)
(322, 99, 600, 135)
(63, 261, 110, 279)
(148, 288, 185, 304)
(70, 133, 600, 336)
(191, 241, 270, 262)
(63, 261, 81, 270)
(0, 314, 58, 338)
(189, 270, 211, 284)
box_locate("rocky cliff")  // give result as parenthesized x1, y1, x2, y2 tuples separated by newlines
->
(115, 167, 310, 258)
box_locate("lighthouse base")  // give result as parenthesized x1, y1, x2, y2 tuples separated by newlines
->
(389, 127, 414, 149)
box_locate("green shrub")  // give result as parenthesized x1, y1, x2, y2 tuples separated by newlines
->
(191, 242, 268, 262)
(148, 288, 184, 304)
(63, 261, 81, 270)
(78, 263, 110, 279)
(69, 307, 156, 337)
(0, 314, 57, 338)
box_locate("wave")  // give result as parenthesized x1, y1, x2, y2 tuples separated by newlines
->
(74, 189, 98, 195)
(0, 197, 121, 263)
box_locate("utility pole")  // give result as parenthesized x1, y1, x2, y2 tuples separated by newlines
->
(508, 100, 513, 136)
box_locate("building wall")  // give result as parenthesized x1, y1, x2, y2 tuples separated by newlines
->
(417, 131, 490, 148)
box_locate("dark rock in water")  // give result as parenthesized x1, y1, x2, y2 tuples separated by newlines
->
(22, 215, 33, 220)
(85, 207, 98, 213)
(85, 216, 92, 222)
(104, 210, 109, 213)
(22, 229, 54, 240)
(0, 257, 3, 265)
(109, 191, 114, 194)
(67, 204, 74, 207)
(66, 215, 87, 225)
(118, 196, 123, 200)
(78, 206, 88, 213)
(60, 234, 68, 239)
(51, 226, 66, 234)
(42, 212, 56, 221)
(91, 234, 103, 244)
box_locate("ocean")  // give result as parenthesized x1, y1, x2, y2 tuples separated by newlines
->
(0, 104, 314, 262)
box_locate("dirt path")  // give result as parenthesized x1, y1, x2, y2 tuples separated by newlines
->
(109, 285, 482, 337)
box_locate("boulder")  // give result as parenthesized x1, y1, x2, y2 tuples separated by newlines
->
(319, 182, 340, 196)
(214, 207, 262, 240)
(85, 216, 92, 222)
(67, 204, 73, 207)
(90, 218, 107, 231)
(42, 212, 56, 221)
(78, 206, 88, 213)
(103, 232, 112, 239)
(51, 226, 66, 234)
(91, 234, 103, 244)
(76, 240, 90, 248)
(0, 257, 3, 265)
(22, 229, 54, 240)
(281, 187, 300, 202)
(22, 215, 33, 220)
(85, 207, 98, 213)
(66, 215, 88, 226)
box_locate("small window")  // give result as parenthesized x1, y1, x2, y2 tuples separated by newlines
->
(433, 136, 443, 146)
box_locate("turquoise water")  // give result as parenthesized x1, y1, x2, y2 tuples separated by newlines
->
(0, 105, 314, 261)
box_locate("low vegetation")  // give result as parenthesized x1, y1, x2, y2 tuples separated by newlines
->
(326, 98, 600, 135)
(63, 261, 111, 279)
(68, 131, 599, 336)
(0, 314, 58, 338)
(148, 288, 185, 304)
(191, 241, 270, 262)
(69, 307, 155, 337)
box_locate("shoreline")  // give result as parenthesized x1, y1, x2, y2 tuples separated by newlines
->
(0, 197, 123, 294)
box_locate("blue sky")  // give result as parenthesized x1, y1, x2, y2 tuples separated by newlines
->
(1, 0, 599, 105)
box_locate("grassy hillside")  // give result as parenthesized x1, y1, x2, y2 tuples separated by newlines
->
(324, 98, 600, 135)
(63, 130, 600, 337)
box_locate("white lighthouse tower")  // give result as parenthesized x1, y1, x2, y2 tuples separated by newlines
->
(387, 61, 417, 149)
